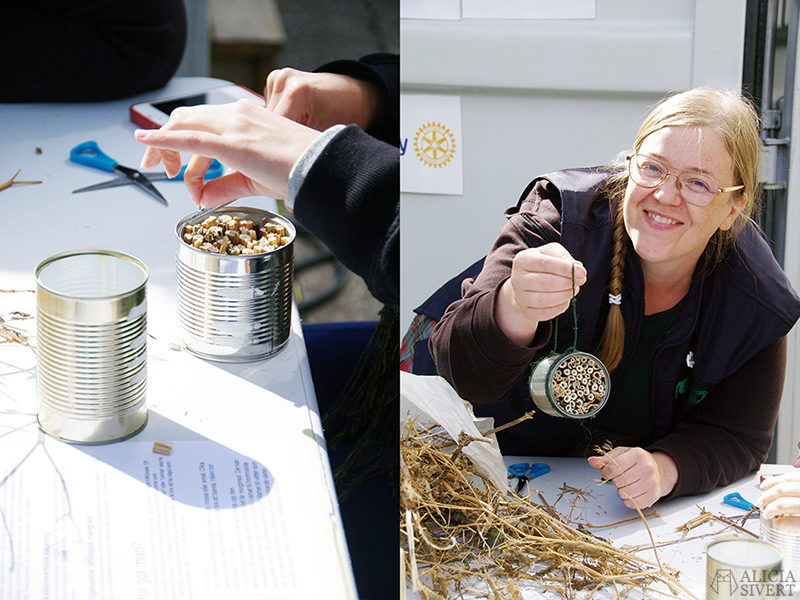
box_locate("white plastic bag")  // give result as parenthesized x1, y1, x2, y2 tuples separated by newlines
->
(400, 371, 509, 492)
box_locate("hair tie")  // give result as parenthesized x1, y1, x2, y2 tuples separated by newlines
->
(608, 293, 622, 306)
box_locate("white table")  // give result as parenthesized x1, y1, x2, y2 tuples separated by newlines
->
(406, 455, 797, 599)
(0, 78, 357, 599)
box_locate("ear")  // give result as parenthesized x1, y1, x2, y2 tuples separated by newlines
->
(718, 193, 747, 232)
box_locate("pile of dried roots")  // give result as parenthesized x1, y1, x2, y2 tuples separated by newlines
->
(400, 417, 696, 599)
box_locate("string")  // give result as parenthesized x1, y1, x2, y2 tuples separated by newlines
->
(551, 261, 579, 357)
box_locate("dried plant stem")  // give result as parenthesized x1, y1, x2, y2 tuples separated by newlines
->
(401, 417, 699, 599)
(484, 411, 535, 437)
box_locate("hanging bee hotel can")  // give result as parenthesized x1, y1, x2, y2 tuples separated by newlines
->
(529, 352, 610, 419)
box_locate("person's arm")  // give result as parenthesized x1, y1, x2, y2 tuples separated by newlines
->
(647, 336, 787, 498)
(290, 125, 399, 305)
(429, 186, 571, 403)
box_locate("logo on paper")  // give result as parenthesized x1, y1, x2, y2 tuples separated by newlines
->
(413, 122, 456, 167)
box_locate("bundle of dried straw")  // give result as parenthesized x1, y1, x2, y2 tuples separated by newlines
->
(400, 417, 696, 600)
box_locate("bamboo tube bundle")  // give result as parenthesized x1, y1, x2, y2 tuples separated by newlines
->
(400, 417, 695, 599)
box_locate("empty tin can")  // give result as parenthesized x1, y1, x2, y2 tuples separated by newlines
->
(175, 208, 294, 362)
(706, 537, 784, 600)
(36, 249, 149, 444)
(528, 351, 610, 419)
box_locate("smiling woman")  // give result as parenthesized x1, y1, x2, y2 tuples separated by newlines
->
(420, 87, 800, 512)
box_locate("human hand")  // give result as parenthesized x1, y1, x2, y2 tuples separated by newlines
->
(588, 447, 679, 510)
(759, 471, 800, 518)
(494, 243, 587, 346)
(135, 99, 319, 208)
(264, 68, 379, 132)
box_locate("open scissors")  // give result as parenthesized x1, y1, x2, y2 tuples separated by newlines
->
(71, 141, 169, 205)
(71, 141, 223, 206)
(507, 462, 550, 494)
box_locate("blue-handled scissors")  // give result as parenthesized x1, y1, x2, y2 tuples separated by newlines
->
(723, 492, 759, 512)
(507, 462, 550, 494)
(71, 141, 168, 205)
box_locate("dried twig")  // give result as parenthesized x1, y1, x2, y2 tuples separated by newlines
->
(0, 170, 41, 192)
(0, 308, 34, 348)
(401, 417, 697, 599)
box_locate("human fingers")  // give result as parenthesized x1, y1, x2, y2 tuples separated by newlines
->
(761, 496, 800, 519)
(759, 474, 800, 518)
(182, 155, 215, 206)
(794, 441, 800, 468)
(139, 145, 184, 178)
(510, 247, 586, 308)
(587, 446, 632, 482)
(195, 171, 270, 209)
(535, 243, 588, 283)
(589, 448, 662, 509)
(264, 67, 296, 109)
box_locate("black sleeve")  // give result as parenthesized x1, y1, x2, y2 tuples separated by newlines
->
(1, 0, 186, 102)
(293, 125, 399, 306)
(648, 336, 786, 498)
(313, 53, 399, 147)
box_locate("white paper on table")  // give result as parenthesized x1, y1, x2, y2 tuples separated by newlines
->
(400, 371, 509, 492)
(0, 437, 345, 600)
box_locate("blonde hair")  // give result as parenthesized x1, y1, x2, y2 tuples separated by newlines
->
(595, 88, 762, 371)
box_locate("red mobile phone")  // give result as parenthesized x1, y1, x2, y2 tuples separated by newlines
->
(130, 84, 264, 129)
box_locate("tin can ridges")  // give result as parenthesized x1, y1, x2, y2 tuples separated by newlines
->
(35, 250, 149, 444)
(175, 208, 295, 363)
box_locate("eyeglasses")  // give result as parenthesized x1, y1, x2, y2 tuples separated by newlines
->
(627, 154, 744, 207)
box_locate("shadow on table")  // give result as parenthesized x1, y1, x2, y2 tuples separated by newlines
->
(75, 410, 275, 510)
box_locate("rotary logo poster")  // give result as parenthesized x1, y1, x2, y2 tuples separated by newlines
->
(401, 93, 463, 195)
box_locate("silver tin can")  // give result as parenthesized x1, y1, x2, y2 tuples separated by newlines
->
(761, 515, 800, 572)
(706, 537, 784, 600)
(529, 352, 610, 419)
(175, 208, 294, 362)
(36, 249, 149, 444)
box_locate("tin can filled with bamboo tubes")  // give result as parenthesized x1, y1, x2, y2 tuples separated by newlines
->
(529, 351, 610, 419)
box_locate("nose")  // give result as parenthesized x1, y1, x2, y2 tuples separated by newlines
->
(654, 173, 684, 205)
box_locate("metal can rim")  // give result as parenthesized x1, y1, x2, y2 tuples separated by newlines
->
(175, 206, 296, 258)
(35, 249, 148, 300)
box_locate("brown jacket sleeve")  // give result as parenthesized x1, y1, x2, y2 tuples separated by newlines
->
(429, 182, 561, 403)
(649, 336, 787, 498)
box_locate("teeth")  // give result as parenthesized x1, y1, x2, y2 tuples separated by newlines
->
(649, 212, 678, 225)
